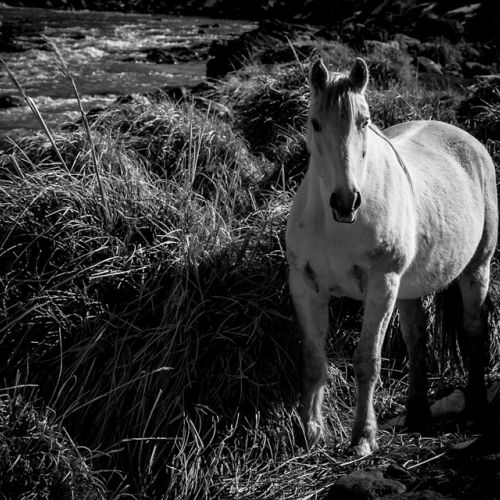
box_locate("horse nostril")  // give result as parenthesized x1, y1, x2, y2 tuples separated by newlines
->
(353, 191, 362, 211)
(330, 191, 361, 213)
(329, 192, 340, 211)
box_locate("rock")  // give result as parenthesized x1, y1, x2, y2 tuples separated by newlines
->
(328, 469, 406, 500)
(379, 414, 405, 430)
(415, 42, 461, 68)
(430, 389, 465, 418)
(446, 4, 481, 18)
(146, 48, 176, 64)
(381, 490, 457, 499)
(384, 463, 419, 487)
(85, 106, 106, 123)
(314, 26, 340, 41)
(0, 94, 23, 108)
(162, 86, 190, 101)
(462, 61, 496, 78)
(452, 437, 479, 452)
(170, 45, 205, 62)
(414, 15, 464, 42)
(191, 81, 218, 95)
(393, 34, 422, 54)
(413, 56, 443, 74)
(115, 94, 135, 105)
(365, 40, 401, 58)
(145, 45, 206, 65)
(206, 19, 312, 80)
(67, 31, 86, 40)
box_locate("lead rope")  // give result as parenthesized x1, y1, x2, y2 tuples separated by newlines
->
(368, 123, 415, 197)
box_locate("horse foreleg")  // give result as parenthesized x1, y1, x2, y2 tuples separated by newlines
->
(351, 272, 399, 456)
(397, 297, 431, 428)
(458, 264, 491, 422)
(289, 269, 329, 447)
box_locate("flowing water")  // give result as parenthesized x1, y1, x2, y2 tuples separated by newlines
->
(0, 5, 253, 138)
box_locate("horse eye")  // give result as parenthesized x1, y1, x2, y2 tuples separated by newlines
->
(311, 119, 321, 132)
(360, 117, 369, 129)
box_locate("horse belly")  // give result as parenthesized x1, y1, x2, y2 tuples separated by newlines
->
(398, 223, 483, 299)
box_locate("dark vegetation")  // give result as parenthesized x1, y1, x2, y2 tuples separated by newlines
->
(1, 1, 500, 498)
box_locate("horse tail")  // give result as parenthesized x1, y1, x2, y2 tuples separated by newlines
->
(435, 281, 498, 374)
(434, 281, 464, 374)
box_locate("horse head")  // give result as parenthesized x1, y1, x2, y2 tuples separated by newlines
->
(308, 58, 370, 223)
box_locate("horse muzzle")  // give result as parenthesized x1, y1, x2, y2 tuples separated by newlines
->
(329, 190, 362, 224)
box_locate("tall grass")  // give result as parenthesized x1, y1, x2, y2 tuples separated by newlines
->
(0, 89, 304, 495)
(1, 53, 499, 498)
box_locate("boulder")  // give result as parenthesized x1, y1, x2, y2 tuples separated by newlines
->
(384, 463, 419, 487)
(393, 34, 422, 54)
(146, 48, 176, 64)
(381, 490, 457, 499)
(415, 42, 462, 68)
(328, 469, 406, 500)
(430, 389, 465, 418)
(462, 61, 496, 78)
(0, 94, 23, 108)
(413, 56, 443, 74)
(206, 19, 312, 80)
(365, 40, 401, 58)
(414, 15, 464, 42)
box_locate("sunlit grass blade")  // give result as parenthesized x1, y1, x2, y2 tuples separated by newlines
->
(0, 56, 69, 171)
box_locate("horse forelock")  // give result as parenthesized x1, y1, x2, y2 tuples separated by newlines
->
(311, 73, 366, 126)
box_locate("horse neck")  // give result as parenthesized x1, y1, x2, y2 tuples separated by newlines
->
(367, 125, 414, 196)
(361, 128, 413, 201)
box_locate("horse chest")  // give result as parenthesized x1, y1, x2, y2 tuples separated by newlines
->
(296, 233, 366, 300)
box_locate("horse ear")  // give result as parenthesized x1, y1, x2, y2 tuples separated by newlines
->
(350, 57, 369, 93)
(309, 59, 328, 95)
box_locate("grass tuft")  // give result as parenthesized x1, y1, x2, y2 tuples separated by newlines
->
(0, 392, 106, 499)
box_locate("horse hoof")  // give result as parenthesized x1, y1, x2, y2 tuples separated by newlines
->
(297, 419, 324, 449)
(349, 435, 378, 457)
(349, 438, 377, 457)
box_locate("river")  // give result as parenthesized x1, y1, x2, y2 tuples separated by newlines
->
(0, 5, 253, 138)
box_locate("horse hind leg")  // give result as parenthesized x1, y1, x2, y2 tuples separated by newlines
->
(397, 298, 431, 429)
(457, 263, 492, 423)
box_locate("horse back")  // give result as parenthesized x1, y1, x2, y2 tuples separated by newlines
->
(384, 120, 496, 188)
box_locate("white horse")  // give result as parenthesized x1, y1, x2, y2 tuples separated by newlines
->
(286, 57, 498, 456)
